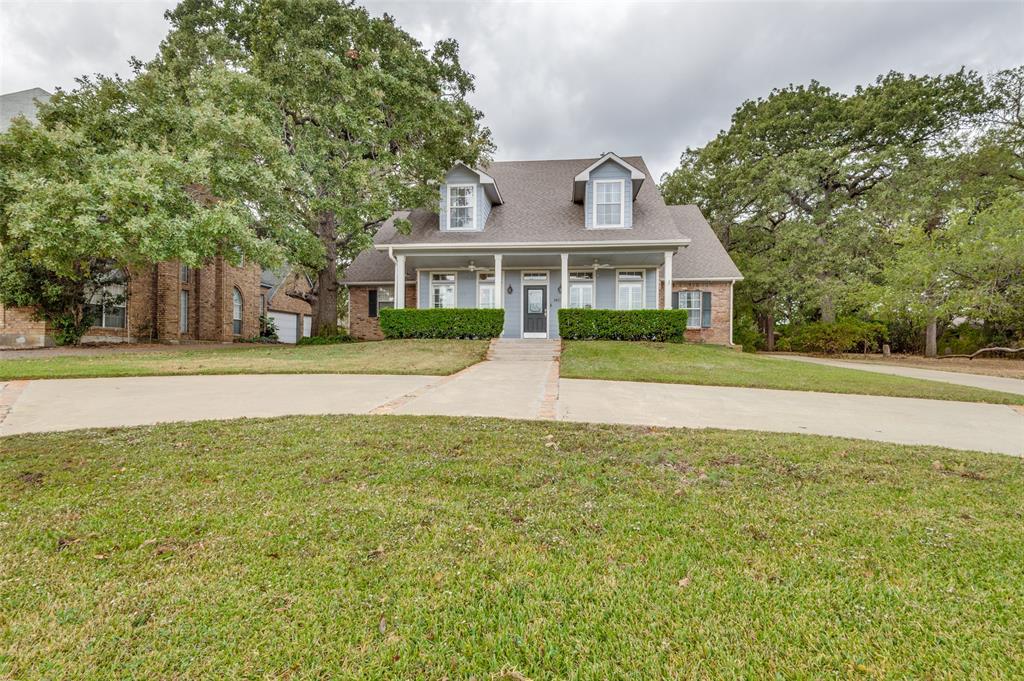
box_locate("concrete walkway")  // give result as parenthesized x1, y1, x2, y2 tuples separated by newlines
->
(1, 341, 1021, 455)
(770, 354, 1024, 396)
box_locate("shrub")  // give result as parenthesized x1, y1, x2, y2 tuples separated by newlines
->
(558, 309, 689, 342)
(297, 332, 353, 345)
(732, 314, 762, 352)
(259, 313, 278, 341)
(783, 318, 887, 355)
(379, 308, 504, 339)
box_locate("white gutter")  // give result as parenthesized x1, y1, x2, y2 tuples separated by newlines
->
(385, 245, 396, 263)
(375, 238, 691, 252)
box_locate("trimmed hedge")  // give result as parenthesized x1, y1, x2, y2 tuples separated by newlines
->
(559, 309, 689, 341)
(379, 308, 505, 339)
(297, 332, 353, 346)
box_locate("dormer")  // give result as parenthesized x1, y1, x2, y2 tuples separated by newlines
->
(438, 163, 503, 232)
(573, 152, 644, 229)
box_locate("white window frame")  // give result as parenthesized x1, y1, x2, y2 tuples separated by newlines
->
(86, 274, 127, 329)
(592, 179, 625, 229)
(376, 285, 395, 315)
(616, 269, 645, 310)
(567, 270, 595, 309)
(679, 290, 702, 329)
(446, 184, 477, 231)
(232, 288, 243, 335)
(476, 272, 496, 309)
(430, 272, 458, 309)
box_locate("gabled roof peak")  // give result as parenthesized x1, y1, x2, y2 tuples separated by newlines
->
(450, 161, 504, 205)
(572, 152, 645, 203)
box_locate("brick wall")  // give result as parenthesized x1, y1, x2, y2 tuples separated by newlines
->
(666, 280, 733, 345)
(267, 272, 313, 316)
(348, 283, 416, 340)
(1, 258, 264, 348)
(0, 305, 50, 348)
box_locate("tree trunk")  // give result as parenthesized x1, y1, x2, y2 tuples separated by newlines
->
(925, 317, 938, 358)
(820, 294, 835, 324)
(758, 312, 776, 352)
(311, 211, 339, 336)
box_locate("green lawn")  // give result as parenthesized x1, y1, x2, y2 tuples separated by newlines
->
(0, 339, 488, 380)
(561, 341, 1024, 405)
(2, 416, 1021, 678)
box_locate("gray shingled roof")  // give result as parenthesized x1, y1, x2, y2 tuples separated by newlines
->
(668, 205, 743, 281)
(339, 156, 741, 285)
(0, 88, 51, 132)
(376, 156, 683, 246)
(341, 221, 416, 283)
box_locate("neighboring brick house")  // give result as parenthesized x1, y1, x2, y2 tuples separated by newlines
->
(340, 153, 742, 343)
(260, 267, 316, 344)
(0, 257, 313, 348)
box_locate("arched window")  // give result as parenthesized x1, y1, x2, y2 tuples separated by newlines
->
(232, 288, 243, 335)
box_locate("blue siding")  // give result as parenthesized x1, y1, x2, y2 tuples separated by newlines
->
(418, 271, 429, 308)
(457, 271, 475, 307)
(439, 166, 490, 232)
(584, 160, 633, 229)
(595, 269, 616, 308)
(548, 269, 561, 339)
(503, 272, 522, 338)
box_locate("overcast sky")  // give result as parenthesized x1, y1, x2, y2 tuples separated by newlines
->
(2, 0, 1022, 178)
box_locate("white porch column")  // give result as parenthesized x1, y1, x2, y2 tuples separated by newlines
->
(560, 253, 569, 309)
(394, 254, 406, 308)
(662, 251, 673, 310)
(493, 254, 503, 310)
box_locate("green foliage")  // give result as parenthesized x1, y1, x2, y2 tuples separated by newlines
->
(661, 66, 1024, 352)
(258, 313, 278, 341)
(731, 314, 762, 352)
(297, 332, 353, 346)
(156, 0, 493, 334)
(778, 319, 888, 355)
(379, 308, 504, 339)
(558, 309, 689, 342)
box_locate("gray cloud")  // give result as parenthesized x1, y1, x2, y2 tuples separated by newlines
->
(3, 0, 1022, 178)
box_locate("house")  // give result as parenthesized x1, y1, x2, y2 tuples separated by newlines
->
(0, 259, 314, 348)
(0, 87, 51, 132)
(260, 267, 315, 344)
(340, 153, 742, 341)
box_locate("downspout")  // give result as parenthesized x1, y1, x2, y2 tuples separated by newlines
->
(729, 281, 735, 346)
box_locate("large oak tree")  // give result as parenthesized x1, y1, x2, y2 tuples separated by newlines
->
(156, 0, 492, 334)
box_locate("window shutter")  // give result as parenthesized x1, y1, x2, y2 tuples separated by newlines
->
(671, 291, 679, 309)
(701, 291, 712, 328)
(368, 289, 378, 318)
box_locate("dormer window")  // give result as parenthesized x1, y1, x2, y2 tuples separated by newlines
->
(448, 184, 476, 230)
(594, 180, 624, 228)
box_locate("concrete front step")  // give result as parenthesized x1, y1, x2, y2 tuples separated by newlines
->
(488, 338, 561, 361)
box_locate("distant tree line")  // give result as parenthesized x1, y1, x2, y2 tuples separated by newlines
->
(661, 66, 1024, 356)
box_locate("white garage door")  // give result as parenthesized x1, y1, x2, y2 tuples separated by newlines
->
(269, 311, 299, 344)
(303, 316, 312, 337)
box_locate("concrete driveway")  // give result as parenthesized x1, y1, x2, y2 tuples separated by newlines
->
(1, 343, 1021, 455)
(769, 354, 1024, 396)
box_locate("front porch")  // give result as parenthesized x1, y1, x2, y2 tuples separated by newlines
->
(387, 246, 677, 339)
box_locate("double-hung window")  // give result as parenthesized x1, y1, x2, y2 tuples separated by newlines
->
(85, 270, 127, 329)
(447, 185, 476, 230)
(679, 291, 702, 328)
(477, 272, 496, 309)
(369, 286, 394, 317)
(568, 271, 594, 309)
(593, 180, 624, 227)
(616, 271, 644, 310)
(431, 273, 457, 309)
